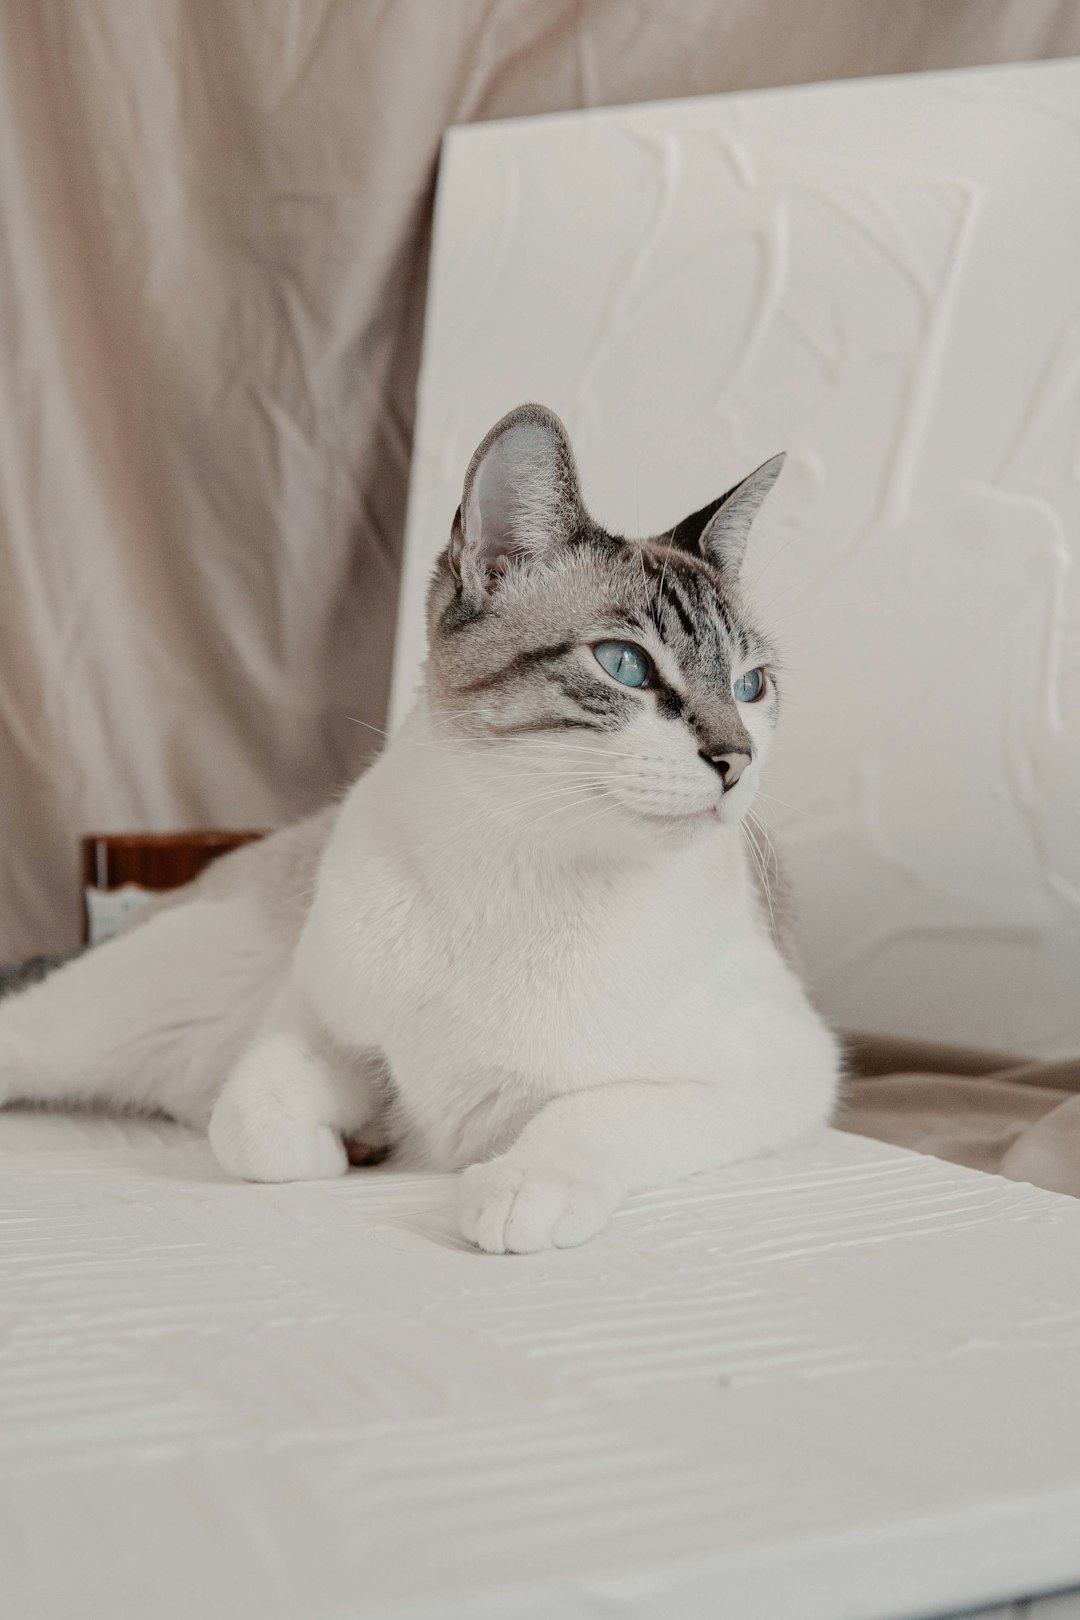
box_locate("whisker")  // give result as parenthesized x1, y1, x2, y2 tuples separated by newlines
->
(344, 715, 470, 758)
(556, 791, 621, 841)
(482, 780, 610, 823)
(754, 789, 795, 812)
(746, 805, 779, 873)
(477, 786, 608, 837)
(742, 817, 777, 942)
(503, 737, 647, 764)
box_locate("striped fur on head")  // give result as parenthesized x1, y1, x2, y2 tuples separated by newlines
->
(425, 405, 784, 847)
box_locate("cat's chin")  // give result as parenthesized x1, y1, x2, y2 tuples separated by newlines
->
(521, 802, 712, 865)
(634, 806, 719, 830)
(601, 800, 726, 852)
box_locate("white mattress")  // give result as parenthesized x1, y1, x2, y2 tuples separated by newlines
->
(3, 1111, 1079, 1620)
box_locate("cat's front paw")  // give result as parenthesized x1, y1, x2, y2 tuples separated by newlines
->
(208, 1093, 348, 1184)
(459, 1156, 620, 1254)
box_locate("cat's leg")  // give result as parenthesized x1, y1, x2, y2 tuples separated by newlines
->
(208, 979, 385, 1183)
(460, 1021, 839, 1253)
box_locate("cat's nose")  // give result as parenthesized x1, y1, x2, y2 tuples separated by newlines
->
(701, 749, 751, 790)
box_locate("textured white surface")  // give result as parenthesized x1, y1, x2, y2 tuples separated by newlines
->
(392, 59, 1080, 1059)
(2, 1112, 1080, 1620)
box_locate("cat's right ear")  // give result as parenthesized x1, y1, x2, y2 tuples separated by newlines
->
(448, 404, 585, 607)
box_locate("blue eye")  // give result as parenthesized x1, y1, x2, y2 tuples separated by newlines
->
(733, 667, 766, 703)
(594, 641, 650, 688)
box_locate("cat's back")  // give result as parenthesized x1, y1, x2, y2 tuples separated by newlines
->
(127, 803, 340, 948)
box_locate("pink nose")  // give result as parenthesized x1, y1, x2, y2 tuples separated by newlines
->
(702, 750, 751, 791)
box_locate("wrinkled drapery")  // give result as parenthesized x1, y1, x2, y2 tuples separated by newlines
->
(838, 1034, 1080, 1198)
(2, 0, 1080, 958)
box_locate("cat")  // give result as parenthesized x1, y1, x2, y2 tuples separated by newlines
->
(0, 404, 839, 1252)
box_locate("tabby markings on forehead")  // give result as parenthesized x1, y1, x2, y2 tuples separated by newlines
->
(657, 572, 697, 639)
(638, 544, 740, 641)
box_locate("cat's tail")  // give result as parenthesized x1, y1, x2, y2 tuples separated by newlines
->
(0, 997, 42, 1110)
(0, 945, 115, 1113)
(0, 951, 75, 1100)
(0, 894, 282, 1128)
(0, 949, 83, 1001)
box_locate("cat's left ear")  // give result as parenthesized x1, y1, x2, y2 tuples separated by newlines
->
(449, 403, 585, 605)
(668, 453, 786, 577)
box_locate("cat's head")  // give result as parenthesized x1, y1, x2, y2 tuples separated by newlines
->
(425, 404, 783, 854)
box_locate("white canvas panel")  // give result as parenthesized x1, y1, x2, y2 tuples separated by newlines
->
(392, 60, 1080, 1059)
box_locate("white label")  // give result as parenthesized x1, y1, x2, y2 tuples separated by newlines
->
(85, 883, 156, 945)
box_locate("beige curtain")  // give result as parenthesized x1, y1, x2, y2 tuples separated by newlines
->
(839, 1034, 1080, 1198)
(2, 0, 1079, 959)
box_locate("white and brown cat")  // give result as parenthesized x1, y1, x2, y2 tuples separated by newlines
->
(0, 405, 839, 1251)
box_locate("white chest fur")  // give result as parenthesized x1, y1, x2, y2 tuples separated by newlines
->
(296, 708, 810, 1167)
